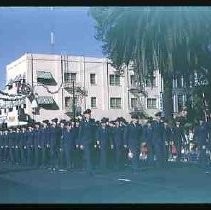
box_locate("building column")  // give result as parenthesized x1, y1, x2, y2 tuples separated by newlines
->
(173, 94, 177, 113)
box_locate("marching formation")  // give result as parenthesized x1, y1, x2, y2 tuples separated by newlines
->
(0, 109, 211, 174)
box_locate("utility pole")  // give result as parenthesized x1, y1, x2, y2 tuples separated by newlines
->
(72, 81, 76, 126)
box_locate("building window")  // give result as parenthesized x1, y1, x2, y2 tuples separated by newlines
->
(130, 75, 135, 86)
(146, 76, 156, 87)
(110, 75, 120, 86)
(23, 104, 26, 109)
(65, 97, 72, 108)
(16, 106, 19, 110)
(91, 97, 97, 108)
(4, 109, 6, 113)
(178, 94, 183, 112)
(0, 110, 1, 115)
(110, 98, 121, 109)
(177, 76, 182, 88)
(147, 98, 157, 109)
(64, 73, 77, 83)
(90, 74, 96, 85)
(131, 98, 138, 109)
(9, 108, 13, 112)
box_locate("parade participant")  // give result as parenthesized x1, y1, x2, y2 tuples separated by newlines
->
(74, 118, 82, 169)
(33, 122, 41, 167)
(0, 130, 3, 163)
(111, 117, 124, 170)
(96, 117, 110, 171)
(8, 127, 15, 165)
(49, 119, 57, 170)
(143, 117, 154, 165)
(194, 118, 209, 169)
(26, 124, 34, 166)
(14, 127, 21, 164)
(20, 126, 27, 165)
(78, 109, 96, 175)
(39, 120, 49, 168)
(162, 119, 173, 162)
(59, 119, 66, 169)
(62, 121, 76, 170)
(123, 114, 142, 173)
(172, 118, 186, 162)
(151, 112, 165, 167)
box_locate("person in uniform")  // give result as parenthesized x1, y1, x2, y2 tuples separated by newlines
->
(3, 129, 9, 163)
(123, 114, 142, 173)
(62, 121, 76, 170)
(151, 112, 165, 167)
(78, 109, 96, 175)
(96, 117, 110, 172)
(8, 127, 15, 165)
(143, 117, 154, 166)
(111, 117, 124, 170)
(0, 130, 3, 163)
(26, 124, 34, 166)
(14, 127, 21, 165)
(39, 120, 49, 168)
(20, 125, 27, 166)
(33, 122, 41, 167)
(49, 119, 57, 170)
(172, 118, 186, 162)
(74, 119, 83, 169)
(194, 118, 209, 169)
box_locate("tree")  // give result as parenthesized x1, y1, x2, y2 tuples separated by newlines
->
(89, 7, 211, 120)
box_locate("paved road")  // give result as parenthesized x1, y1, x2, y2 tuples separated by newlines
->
(0, 163, 211, 203)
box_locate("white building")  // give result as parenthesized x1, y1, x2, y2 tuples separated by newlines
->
(0, 53, 163, 126)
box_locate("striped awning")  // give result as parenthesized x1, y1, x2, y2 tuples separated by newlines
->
(13, 74, 22, 82)
(37, 71, 54, 80)
(37, 96, 54, 105)
(0, 99, 26, 109)
(6, 79, 13, 86)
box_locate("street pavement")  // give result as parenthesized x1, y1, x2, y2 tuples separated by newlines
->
(0, 162, 211, 203)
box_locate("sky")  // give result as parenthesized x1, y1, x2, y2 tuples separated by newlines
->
(0, 7, 104, 89)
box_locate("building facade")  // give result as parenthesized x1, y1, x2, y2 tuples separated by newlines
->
(0, 53, 163, 125)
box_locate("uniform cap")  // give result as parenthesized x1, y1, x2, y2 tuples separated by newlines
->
(51, 118, 58, 123)
(155, 112, 162, 117)
(131, 114, 139, 119)
(83, 109, 91, 114)
(101, 117, 107, 123)
(60, 119, 66, 124)
(42, 120, 49, 124)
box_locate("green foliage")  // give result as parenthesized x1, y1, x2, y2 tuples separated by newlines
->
(90, 7, 211, 119)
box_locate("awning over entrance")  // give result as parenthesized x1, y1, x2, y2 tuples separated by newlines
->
(37, 71, 54, 80)
(6, 79, 13, 86)
(37, 96, 55, 105)
(0, 99, 26, 109)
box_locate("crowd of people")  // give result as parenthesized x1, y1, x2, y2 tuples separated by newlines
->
(0, 109, 211, 175)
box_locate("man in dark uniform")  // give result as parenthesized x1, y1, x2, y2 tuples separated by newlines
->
(0, 130, 3, 163)
(8, 127, 15, 165)
(74, 118, 82, 170)
(151, 112, 165, 167)
(33, 122, 41, 167)
(124, 114, 142, 173)
(62, 121, 76, 170)
(26, 124, 34, 166)
(14, 127, 21, 165)
(96, 117, 110, 172)
(194, 118, 209, 169)
(20, 125, 27, 166)
(39, 120, 49, 168)
(78, 109, 96, 175)
(143, 117, 154, 166)
(172, 118, 186, 162)
(49, 119, 57, 170)
(111, 117, 124, 170)
(3, 129, 9, 163)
